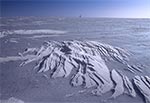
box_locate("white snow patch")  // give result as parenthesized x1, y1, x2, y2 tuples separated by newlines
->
(1, 97, 24, 103)
(0, 32, 5, 38)
(29, 34, 60, 38)
(9, 38, 18, 43)
(2, 29, 67, 35)
(0, 55, 36, 63)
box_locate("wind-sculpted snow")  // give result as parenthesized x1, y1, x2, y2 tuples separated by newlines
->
(19, 40, 150, 103)
(122, 75, 136, 97)
(110, 69, 124, 98)
(134, 76, 150, 103)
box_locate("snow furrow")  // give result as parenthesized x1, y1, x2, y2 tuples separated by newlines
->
(134, 76, 150, 103)
(110, 69, 124, 98)
(123, 76, 136, 97)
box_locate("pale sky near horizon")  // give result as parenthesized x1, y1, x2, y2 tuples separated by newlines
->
(1, 0, 150, 18)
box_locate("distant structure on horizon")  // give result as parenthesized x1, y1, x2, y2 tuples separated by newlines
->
(79, 15, 82, 18)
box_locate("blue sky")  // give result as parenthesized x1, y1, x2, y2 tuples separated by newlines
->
(1, 0, 150, 18)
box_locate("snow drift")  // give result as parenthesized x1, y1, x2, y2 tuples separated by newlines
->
(0, 29, 67, 38)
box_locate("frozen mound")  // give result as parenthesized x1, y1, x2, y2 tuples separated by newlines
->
(20, 40, 150, 102)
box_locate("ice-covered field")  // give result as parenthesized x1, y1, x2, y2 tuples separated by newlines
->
(0, 17, 150, 103)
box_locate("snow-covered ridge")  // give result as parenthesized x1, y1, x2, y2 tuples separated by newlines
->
(0, 29, 67, 35)
(4, 40, 149, 103)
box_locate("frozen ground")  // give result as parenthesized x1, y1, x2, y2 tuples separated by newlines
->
(0, 17, 150, 103)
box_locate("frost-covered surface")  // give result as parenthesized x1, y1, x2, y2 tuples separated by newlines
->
(17, 40, 149, 102)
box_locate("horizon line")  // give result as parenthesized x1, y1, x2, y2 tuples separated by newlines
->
(1, 16, 150, 19)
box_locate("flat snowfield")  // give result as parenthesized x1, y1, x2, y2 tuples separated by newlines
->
(0, 17, 150, 103)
